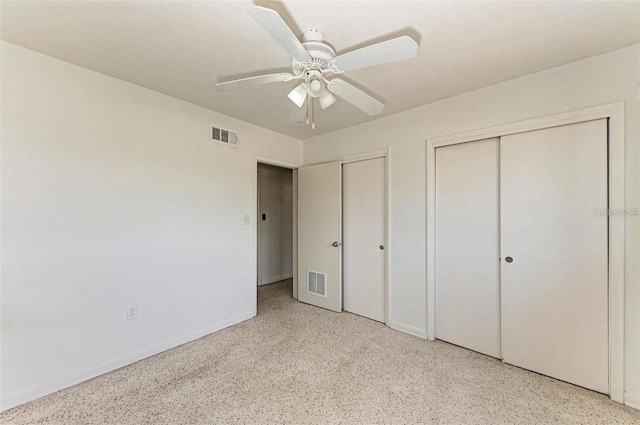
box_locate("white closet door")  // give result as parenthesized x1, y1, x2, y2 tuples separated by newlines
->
(501, 119, 608, 393)
(435, 138, 501, 358)
(297, 161, 343, 312)
(343, 158, 385, 322)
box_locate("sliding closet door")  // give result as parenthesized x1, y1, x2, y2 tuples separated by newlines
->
(435, 138, 501, 358)
(501, 120, 608, 393)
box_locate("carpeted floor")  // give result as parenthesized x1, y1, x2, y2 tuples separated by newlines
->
(2, 279, 639, 424)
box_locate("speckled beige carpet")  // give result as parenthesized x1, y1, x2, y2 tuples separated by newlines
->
(2, 280, 639, 424)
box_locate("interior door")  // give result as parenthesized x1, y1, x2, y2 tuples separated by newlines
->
(435, 138, 501, 358)
(297, 161, 343, 312)
(501, 119, 608, 393)
(343, 157, 385, 322)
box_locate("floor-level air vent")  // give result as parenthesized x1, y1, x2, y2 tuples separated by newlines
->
(211, 125, 238, 146)
(308, 270, 327, 297)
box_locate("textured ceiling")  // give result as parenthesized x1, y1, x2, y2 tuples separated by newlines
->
(2, 1, 639, 139)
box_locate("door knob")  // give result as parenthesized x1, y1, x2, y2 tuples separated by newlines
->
(379, 245, 385, 250)
(332, 241, 341, 247)
(505, 256, 513, 263)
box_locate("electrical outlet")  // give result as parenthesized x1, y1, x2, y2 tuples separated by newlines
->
(243, 214, 251, 226)
(127, 306, 137, 320)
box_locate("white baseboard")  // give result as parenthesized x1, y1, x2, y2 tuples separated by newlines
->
(259, 274, 293, 286)
(625, 392, 640, 410)
(388, 320, 428, 339)
(0, 311, 254, 412)
(427, 327, 436, 341)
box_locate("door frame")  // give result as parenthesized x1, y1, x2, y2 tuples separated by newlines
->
(253, 155, 299, 316)
(305, 147, 391, 325)
(426, 102, 625, 403)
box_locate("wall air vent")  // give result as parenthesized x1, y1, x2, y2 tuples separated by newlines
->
(307, 270, 327, 297)
(211, 125, 238, 147)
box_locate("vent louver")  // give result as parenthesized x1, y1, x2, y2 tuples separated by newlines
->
(211, 125, 238, 146)
(307, 270, 327, 297)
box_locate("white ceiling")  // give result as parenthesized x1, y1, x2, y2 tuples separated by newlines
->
(2, 1, 639, 139)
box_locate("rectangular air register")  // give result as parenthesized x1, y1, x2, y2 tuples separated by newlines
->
(307, 270, 327, 297)
(211, 125, 238, 147)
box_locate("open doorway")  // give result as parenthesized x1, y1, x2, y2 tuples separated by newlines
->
(257, 163, 294, 313)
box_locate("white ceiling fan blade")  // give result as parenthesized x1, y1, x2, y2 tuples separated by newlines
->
(215, 73, 294, 91)
(289, 97, 308, 123)
(248, 6, 310, 62)
(331, 36, 418, 73)
(328, 79, 384, 116)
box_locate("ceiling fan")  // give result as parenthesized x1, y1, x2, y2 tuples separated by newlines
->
(214, 6, 419, 129)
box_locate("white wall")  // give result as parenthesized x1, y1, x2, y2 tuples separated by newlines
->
(303, 45, 640, 407)
(0, 41, 302, 410)
(257, 163, 293, 285)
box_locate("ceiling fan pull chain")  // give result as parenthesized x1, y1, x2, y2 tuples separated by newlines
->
(312, 98, 316, 130)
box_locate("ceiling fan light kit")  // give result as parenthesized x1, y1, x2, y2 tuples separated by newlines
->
(319, 90, 336, 110)
(215, 6, 419, 129)
(287, 83, 307, 107)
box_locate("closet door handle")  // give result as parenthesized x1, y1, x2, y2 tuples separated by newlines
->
(505, 256, 514, 263)
(332, 241, 341, 247)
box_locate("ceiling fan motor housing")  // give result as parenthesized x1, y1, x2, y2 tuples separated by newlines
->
(292, 30, 336, 77)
